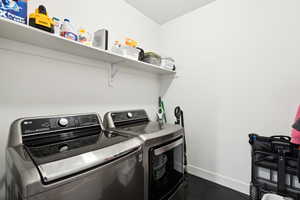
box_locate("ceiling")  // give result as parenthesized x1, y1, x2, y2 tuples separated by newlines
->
(125, 0, 215, 24)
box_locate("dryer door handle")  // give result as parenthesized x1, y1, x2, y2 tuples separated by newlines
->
(154, 138, 183, 156)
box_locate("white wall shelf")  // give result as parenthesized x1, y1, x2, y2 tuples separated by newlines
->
(0, 18, 176, 76)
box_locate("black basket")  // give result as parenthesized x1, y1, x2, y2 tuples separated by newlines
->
(249, 134, 300, 200)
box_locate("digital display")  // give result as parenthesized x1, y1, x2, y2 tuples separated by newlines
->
(21, 118, 51, 135)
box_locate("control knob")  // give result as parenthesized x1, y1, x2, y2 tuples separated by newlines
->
(58, 118, 69, 127)
(127, 112, 133, 118)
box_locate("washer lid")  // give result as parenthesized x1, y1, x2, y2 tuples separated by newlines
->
(115, 122, 183, 141)
(26, 130, 131, 165)
(35, 137, 142, 183)
(119, 121, 169, 134)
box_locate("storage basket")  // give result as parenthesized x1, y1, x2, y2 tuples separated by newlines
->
(143, 52, 161, 66)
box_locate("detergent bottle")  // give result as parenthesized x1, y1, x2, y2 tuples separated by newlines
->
(60, 19, 78, 41)
(78, 27, 92, 46)
(52, 17, 61, 35)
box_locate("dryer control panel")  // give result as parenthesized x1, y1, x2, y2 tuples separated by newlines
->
(110, 110, 149, 127)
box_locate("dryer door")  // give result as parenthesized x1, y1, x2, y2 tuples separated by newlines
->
(149, 137, 185, 200)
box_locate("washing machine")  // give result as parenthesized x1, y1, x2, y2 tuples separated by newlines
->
(5, 113, 144, 200)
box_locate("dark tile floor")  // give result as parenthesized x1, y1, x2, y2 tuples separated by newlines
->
(171, 174, 249, 200)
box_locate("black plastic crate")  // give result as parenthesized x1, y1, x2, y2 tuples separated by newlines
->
(249, 134, 300, 200)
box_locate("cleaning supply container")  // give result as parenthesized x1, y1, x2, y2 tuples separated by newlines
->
(78, 28, 92, 46)
(60, 19, 78, 41)
(111, 41, 123, 56)
(93, 29, 109, 50)
(161, 57, 175, 70)
(122, 45, 140, 60)
(52, 17, 61, 35)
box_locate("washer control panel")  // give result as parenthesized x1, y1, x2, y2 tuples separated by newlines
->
(21, 114, 100, 136)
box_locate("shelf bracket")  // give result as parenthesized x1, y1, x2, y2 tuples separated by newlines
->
(108, 61, 122, 87)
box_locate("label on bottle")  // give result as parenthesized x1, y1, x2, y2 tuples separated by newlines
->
(61, 31, 78, 41)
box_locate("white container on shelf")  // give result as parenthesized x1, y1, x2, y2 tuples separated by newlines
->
(161, 57, 175, 70)
(93, 29, 108, 50)
(122, 45, 140, 60)
(111, 41, 123, 56)
(52, 17, 61, 36)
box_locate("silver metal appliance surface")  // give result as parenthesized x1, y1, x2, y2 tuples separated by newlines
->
(103, 109, 185, 200)
(6, 113, 144, 200)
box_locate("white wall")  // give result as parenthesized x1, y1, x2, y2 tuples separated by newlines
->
(0, 0, 162, 198)
(160, 0, 300, 194)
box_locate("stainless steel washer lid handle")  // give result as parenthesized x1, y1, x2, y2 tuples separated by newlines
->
(154, 138, 183, 156)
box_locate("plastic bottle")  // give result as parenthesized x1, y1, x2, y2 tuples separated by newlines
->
(60, 19, 78, 41)
(78, 27, 92, 46)
(52, 17, 61, 36)
(111, 41, 123, 55)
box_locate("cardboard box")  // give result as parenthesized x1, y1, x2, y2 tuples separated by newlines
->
(0, 0, 27, 24)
